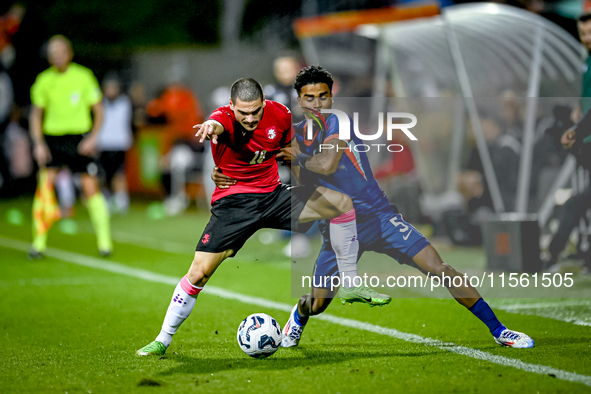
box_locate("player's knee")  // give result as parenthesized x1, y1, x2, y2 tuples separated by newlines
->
(334, 193, 353, 215)
(187, 260, 210, 286)
(80, 175, 100, 198)
(426, 259, 457, 278)
(186, 268, 206, 286)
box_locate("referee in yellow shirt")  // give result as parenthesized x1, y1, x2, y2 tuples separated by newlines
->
(29, 35, 112, 258)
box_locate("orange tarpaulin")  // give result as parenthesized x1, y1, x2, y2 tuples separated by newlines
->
(293, 3, 440, 39)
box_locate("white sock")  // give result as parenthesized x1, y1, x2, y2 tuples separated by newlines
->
(155, 275, 202, 347)
(56, 170, 75, 213)
(329, 209, 359, 289)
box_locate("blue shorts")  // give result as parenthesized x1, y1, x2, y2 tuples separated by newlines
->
(313, 206, 430, 285)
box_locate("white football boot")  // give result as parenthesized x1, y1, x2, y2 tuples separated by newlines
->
(282, 304, 304, 348)
(494, 329, 534, 348)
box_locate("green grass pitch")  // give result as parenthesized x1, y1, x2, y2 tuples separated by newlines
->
(1, 197, 590, 393)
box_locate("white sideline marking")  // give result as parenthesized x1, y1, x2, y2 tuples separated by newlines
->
(1, 236, 590, 388)
(495, 301, 591, 310)
(492, 301, 591, 327)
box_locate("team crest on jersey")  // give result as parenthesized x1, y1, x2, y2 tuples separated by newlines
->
(267, 128, 276, 140)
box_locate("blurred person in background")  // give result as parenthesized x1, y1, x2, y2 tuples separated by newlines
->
(465, 115, 520, 212)
(571, 5, 591, 123)
(543, 109, 591, 272)
(541, 5, 591, 271)
(28, 35, 112, 258)
(1, 105, 34, 197)
(146, 72, 205, 214)
(97, 74, 133, 214)
(0, 62, 14, 197)
(129, 81, 148, 132)
(499, 91, 524, 140)
(264, 55, 300, 108)
(0, 3, 24, 71)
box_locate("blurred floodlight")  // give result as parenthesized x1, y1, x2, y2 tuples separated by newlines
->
(356, 24, 379, 39)
(554, 188, 573, 206)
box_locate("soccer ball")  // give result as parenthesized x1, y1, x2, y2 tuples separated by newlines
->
(237, 313, 282, 358)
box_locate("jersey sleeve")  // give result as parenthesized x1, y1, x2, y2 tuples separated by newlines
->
(30, 74, 46, 108)
(209, 108, 235, 135)
(323, 113, 349, 143)
(277, 102, 294, 146)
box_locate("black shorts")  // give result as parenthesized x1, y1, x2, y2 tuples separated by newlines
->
(45, 134, 96, 174)
(196, 184, 317, 256)
(99, 151, 126, 184)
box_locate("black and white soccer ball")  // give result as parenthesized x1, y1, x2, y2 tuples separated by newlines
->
(237, 313, 282, 358)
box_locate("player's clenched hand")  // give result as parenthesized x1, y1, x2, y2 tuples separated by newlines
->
(194, 123, 218, 144)
(276, 144, 301, 165)
(561, 128, 576, 150)
(211, 166, 236, 189)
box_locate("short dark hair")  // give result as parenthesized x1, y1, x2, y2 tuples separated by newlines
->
(230, 78, 264, 103)
(294, 65, 333, 95)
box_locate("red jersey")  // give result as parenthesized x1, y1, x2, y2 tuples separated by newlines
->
(209, 100, 292, 202)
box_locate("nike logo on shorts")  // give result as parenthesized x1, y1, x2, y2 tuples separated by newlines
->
(403, 230, 413, 241)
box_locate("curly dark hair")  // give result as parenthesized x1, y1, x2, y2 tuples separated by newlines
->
(293, 65, 333, 95)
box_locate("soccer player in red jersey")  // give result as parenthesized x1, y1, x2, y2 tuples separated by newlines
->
(137, 78, 363, 356)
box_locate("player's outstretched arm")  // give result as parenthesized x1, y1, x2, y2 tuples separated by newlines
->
(194, 120, 224, 144)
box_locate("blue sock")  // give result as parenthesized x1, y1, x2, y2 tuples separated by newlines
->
(293, 306, 309, 326)
(469, 298, 506, 337)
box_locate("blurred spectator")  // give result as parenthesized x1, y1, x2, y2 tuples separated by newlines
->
(542, 8, 591, 270)
(571, 8, 591, 123)
(0, 105, 34, 196)
(0, 3, 24, 70)
(465, 116, 520, 212)
(543, 110, 591, 271)
(129, 81, 148, 132)
(264, 55, 300, 108)
(499, 91, 524, 141)
(264, 55, 301, 185)
(0, 63, 13, 197)
(97, 74, 133, 214)
(442, 170, 492, 246)
(147, 76, 205, 214)
(146, 79, 204, 145)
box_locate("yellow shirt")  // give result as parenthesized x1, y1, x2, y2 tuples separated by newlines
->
(30, 63, 102, 135)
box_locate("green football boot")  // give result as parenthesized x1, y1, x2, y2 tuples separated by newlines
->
(339, 285, 392, 307)
(136, 341, 167, 356)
